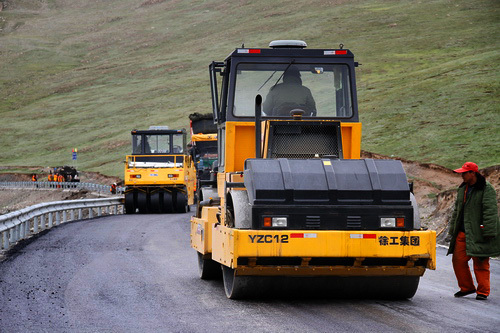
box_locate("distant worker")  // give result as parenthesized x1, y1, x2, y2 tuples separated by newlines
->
(110, 183, 117, 194)
(48, 171, 54, 188)
(31, 174, 37, 182)
(447, 162, 499, 300)
(263, 66, 316, 117)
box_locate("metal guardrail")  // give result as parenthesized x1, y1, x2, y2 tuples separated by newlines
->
(0, 197, 124, 251)
(0, 181, 124, 194)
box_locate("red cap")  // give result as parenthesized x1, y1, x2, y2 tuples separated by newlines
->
(453, 162, 478, 173)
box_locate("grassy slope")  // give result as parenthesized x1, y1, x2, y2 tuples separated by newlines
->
(0, 0, 498, 177)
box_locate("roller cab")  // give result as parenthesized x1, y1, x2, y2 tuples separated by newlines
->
(124, 127, 195, 214)
(191, 40, 436, 299)
(189, 113, 218, 203)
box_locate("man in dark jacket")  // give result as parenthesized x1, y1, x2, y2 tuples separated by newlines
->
(447, 162, 499, 300)
(263, 66, 316, 117)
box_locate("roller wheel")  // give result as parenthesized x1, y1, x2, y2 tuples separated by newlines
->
(382, 276, 420, 299)
(161, 191, 174, 213)
(410, 192, 421, 229)
(124, 192, 136, 214)
(137, 192, 148, 214)
(149, 192, 161, 213)
(175, 192, 188, 213)
(222, 266, 252, 299)
(197, 252, 222, 280)
(228, 190, 251, 228)
(317, 276, 420, 299)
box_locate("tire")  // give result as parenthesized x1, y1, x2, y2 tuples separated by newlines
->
(124, 192, 136, 214)
(175, 191, 188, 213)
(149, 192, 161, 213)
(197, 252, 222, 280)
(137, 192, 148, 214)
(161, 191, 174, 213)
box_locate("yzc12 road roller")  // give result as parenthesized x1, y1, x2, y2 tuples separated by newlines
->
(190, 40, 436, 299)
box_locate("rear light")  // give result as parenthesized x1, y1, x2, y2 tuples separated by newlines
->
(324, 50, 348, 55)
(263, 217, 272, 227)
(130, 174, 141, 179)
(237, 49, 261, 54)
(396, 217, 405, 228)
(168, 174, 179, 178)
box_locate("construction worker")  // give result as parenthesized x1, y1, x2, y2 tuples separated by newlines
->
(32, 174, 38, 188)
(447, 162, 499, 300)
(57, 173, 64, 188)
(48, 171, 53, 188)
(110, 183, 117, 194)
(263, 66, 317, 117)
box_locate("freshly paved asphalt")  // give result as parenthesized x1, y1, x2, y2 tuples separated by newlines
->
(1, 211, 499, 332)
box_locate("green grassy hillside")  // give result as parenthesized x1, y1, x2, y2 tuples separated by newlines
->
(0, 0, 498, 177)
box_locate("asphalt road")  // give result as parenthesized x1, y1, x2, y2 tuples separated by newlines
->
(1, 211, 499, 333)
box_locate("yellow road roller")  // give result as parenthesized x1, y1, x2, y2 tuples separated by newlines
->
(124, 126, 195, 213)
(191, 40, 436, 299)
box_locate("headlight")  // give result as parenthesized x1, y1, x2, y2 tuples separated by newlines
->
(380, 217, 405, 228)
(380, 217, 396, 228)
(272, 217, 287, 227)
(263, 216, 288, 227)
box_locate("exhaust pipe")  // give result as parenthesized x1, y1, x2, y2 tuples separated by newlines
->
(255, 94, 262, 158)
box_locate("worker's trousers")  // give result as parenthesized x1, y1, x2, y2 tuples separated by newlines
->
(452, 231, 490, 296)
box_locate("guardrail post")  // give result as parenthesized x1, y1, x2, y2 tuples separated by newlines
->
(18, 220, 24, 239)
(63, 210, 67, 223)
(78, 209, 83, 220)
(89, 208, 94, 219)
(21, 220, 27, 238)
(25, 219, 29, 236)
(14, 224, 20, 242)
(48, 212, 53, 228)
(98, 207, 102, 217)
(9, 228, 14, 247)
(3, 231, 9, 250)
(40, 214, 45, 230)
(55, 211, 60, 226)
(34, 216, 39, 233)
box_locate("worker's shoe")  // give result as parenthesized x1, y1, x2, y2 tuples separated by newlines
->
(454, 290, 476, 297)
(476, 294, 488, 300)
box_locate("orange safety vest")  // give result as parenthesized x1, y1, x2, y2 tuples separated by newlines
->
(48, 174, 53, 181)
(32, 175, 37, 181)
